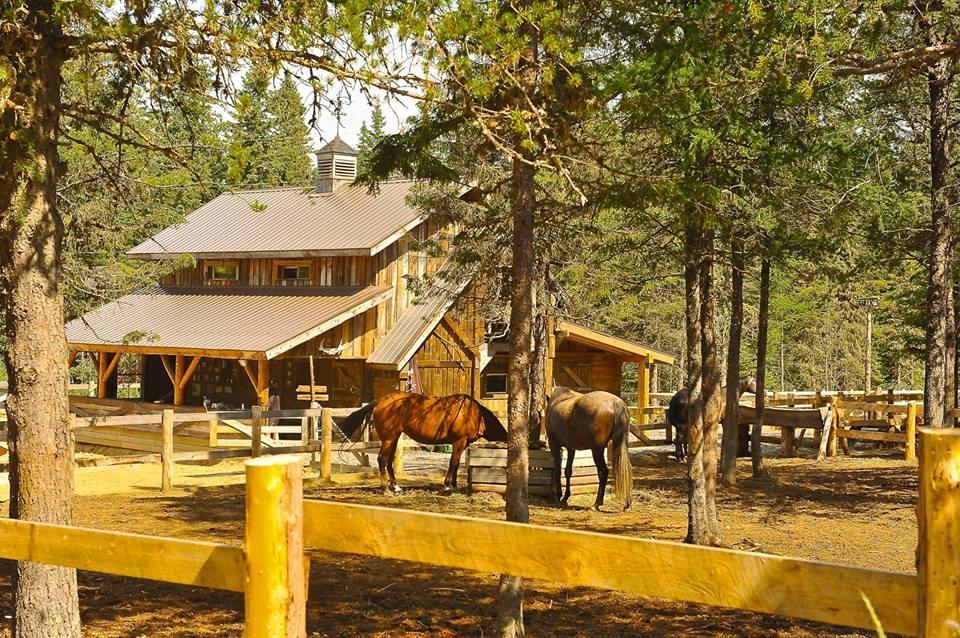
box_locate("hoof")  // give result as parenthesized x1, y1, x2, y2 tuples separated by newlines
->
(441, 486, 453, 495)
(559, 499, 570, 509)
(391, 484, 403, 493)
(592, 504, 602, 512)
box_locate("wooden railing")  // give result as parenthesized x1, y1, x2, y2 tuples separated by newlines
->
(2, 430, 957, 635)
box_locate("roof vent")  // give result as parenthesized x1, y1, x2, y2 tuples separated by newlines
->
(315, 135, 358, 193)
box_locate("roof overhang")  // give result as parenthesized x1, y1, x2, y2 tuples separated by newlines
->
(555, 321, 675, 365)
(66, 285, 392, 361)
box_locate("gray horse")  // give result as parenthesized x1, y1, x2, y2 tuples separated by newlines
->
(546, 386, 633, 511)
(666, 376, 757, 462)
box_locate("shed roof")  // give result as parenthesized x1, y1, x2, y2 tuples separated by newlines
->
(127, 181, 423, 260)
(66, 285, 391, 360)
(556, 321, 675, 365)
(367, 277, 469, 370)
(317, 136, 358, 156)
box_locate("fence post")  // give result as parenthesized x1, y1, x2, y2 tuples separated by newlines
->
(251, 406, 263, 458)
(905, 402, 918, 462)
(828, 396, 840, 457)
(161, 409, 174, 492)
(917, 428, 960, 637)
(309, 402, 320, 465)
(394, 434, 405, 478)
(208, 418, 218, 447)
(244, 455, 306, 638)
(320, 408, 332, 481)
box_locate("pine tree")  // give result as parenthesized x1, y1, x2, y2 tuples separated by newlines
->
(357, 102, 388, 176)
(266, 74, 314, 186)
(226, 67, 273, 187)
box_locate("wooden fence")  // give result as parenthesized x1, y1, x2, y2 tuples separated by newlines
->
(1, 429, 957, 635)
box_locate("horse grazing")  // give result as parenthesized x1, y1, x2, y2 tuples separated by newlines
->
(338, 391, 507, 493)
(665, 375, 757, 462)
(546, 387, 633, 511)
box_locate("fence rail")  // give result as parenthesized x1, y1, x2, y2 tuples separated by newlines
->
(0, 430, 957, 635)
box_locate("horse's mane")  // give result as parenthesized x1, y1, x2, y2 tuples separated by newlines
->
(471, 397, 507, 439)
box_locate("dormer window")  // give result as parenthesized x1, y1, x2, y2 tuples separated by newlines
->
(204, 261, 239, 284)
(274, 261, 312, 285)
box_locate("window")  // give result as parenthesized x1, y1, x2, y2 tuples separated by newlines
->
(274, 262, 312, 284)
(485, 373, 507, 395)
(204, 261, 239, 283)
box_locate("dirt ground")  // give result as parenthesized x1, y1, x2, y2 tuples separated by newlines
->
(0, 448, 917, 637)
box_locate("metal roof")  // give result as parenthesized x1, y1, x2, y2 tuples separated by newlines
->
(127, 181, 422, 260)
(317, 136, 358, 156)
(367, 277, 469, 370)
(556, 321, 676, 364)
(66, 285, 391, 360)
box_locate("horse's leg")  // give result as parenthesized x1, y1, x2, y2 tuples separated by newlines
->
(562, 448, 575, 506)
(378, 435, 401, 493)
(592, 446, 609, 511)
(446, 439, 468, 492)
(549, 437, 562, 504)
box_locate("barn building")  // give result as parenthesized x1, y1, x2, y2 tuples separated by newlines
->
(66, 137, 674, 418)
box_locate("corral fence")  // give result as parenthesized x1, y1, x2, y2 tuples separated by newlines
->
(0, 429, 956, 636)
(58, 405, 383, 490)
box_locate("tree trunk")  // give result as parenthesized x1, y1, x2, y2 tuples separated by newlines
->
(698, 227, 722, 545)
(0, 5, 82, 636)
(945, 276, 955, 424)
(496, 91, 537, 638)
(528, 256, 549, 444)
(683, 208, 708, 544)
(923, 44, 953, 429)
(721, 239, 744, 486)
(752, 257, 771, 478)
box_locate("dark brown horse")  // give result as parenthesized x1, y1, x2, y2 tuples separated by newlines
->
(666, 375, 757, 462)
(338, 391, 507, 493)
(546, 387, 633, 511)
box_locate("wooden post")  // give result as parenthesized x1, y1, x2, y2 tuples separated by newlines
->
(251, 406, 263, 458)
(637, 357, 650, 426)
(828, 396, 840, 457)
(257, 359, 270, 409)
(917, 428, 960, 637)
(173, 354, 185, 405)
(161, 409, 174, 491)
(308, 355, 316, 404)
(320, 408, 332, 481)
(782, 393, 796, 457)
(905, 402, 918, 462)
(208, 418, 218, 447)
(244, 455, 306, 638)
(309, 401, 320, 465)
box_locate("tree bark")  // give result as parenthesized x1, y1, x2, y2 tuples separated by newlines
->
(0, 4, 82, 636)
(683, 208, 708, 544)
(721, 238, 744, 486)
(945, 276, 955, 424)
(698, 227, 722, 545)
(528, 256, 549, 444)
(752, 257, 771, 478)
(923, 39, 953, 429)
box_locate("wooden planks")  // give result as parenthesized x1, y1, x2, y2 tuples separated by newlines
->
(0, 517, 244, 592)
(302, 500, 917, 636)
(467, 446, 602, 496)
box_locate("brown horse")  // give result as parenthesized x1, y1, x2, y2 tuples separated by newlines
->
(338, 391, 507, 493)
(546, 387, 633, 511)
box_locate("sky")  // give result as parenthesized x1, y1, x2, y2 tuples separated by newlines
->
(299, 84, 416, 149)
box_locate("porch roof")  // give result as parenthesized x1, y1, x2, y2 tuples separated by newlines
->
(66, 285, 391, 360)
(556, 321, 675, 365)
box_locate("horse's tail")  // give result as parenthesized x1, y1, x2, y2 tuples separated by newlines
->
(339, 401, 377, 439)
(612, 401, 633, 510)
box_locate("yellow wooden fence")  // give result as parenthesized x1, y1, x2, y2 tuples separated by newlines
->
(0, 430, 956, 636)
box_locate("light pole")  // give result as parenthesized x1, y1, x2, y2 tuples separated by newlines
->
(858, 297, 879, 392)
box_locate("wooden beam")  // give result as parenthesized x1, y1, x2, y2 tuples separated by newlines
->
(302, 500, 917, 636)
(0, 517, 244, 592)
(178, 356, 202, 391)
(637, 356, 650, 426)
(159, 355, 176, 385)
(87, 351, 100, 370)
(440, 315, 475, 357)
(240, 360, 259, 394)
(67, 349, 79, 367)
(69, 342, 266, 360)
(560, 365, 588, 389)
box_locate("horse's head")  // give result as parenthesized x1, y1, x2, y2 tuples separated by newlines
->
(475, 401, 508, 443)
(740, 375, 758, 395)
